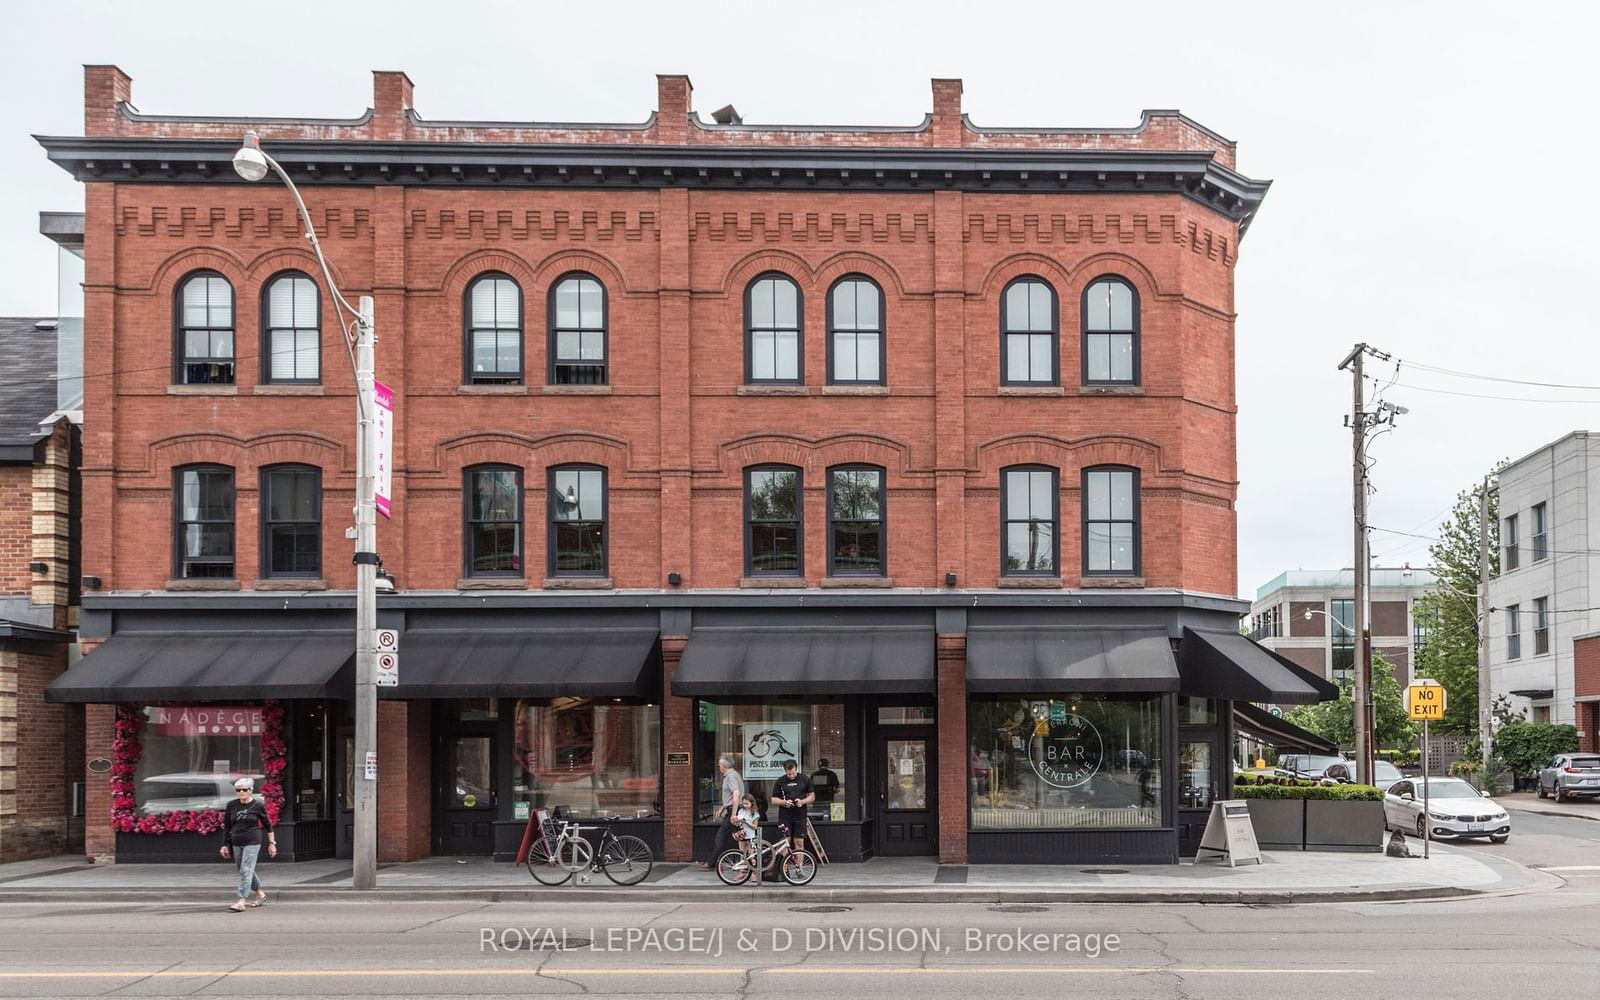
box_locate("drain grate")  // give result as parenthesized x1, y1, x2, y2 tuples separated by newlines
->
(790, 905, 852, 913)
(988, 904, 1047, 913)
(1080, 868, 1129, 875)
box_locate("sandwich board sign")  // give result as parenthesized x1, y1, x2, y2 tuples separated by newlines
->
(1195, 800, 1263, 867)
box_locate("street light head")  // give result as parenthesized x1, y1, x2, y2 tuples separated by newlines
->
(232, 131, 269, 182)
(1304, 609, 1314, 621)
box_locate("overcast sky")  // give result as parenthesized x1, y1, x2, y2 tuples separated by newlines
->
(4, 1, 1597, 600)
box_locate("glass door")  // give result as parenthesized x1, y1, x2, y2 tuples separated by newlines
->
(434, 701, 499, 855)
(876, 729, 936, 856)
(1177, 697, 1222, 856)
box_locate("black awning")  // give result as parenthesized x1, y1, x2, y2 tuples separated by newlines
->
(672, 626, 934, 697)
(965, 627, 1178, 694)
(1232, 701, 1337, 754)
(388, 628, 659, 699)
(1179, 627, 1340, 705)
(44, 631, 354, 703)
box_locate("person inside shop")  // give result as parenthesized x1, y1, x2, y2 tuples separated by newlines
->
(219, 777, 275, 912)
(772, 759, 816, 853)
(810, 759, 840, 807)
(698, 754, 745, 871)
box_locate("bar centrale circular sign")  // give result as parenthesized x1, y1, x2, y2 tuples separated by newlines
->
(1027, 709, 1104, 789)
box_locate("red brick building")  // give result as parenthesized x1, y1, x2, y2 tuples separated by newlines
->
(43, 66, 1330, 867)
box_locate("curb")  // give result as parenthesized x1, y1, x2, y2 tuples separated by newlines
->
(1504, 804, 1600, 824)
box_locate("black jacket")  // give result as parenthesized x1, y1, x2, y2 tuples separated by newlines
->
(223, 797, 273, 849)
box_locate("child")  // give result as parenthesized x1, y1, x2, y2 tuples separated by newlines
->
(733, 793, 762, 885)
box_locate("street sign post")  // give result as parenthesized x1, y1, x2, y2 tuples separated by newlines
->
(1406, 680, 1446, 859)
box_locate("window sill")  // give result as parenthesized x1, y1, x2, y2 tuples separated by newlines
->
(997, 576, 1064, 589)
(164, 578, 242, 591)
(1078, 385, 1145, 396)
(740, 576, 807, 589)
(997, 386, 1064, 396)
(540, 385, 613, 396)
(167, 385, 238, 396)
(457, 577, 527, 590)
(820, 576, 894, 588)
(821, 385, 890, 396)
(253, 385, 325, 396)
(253, 579, 329, 591)
(458, 384, 528, 395)
(543, 577, 615, 590)
(737, 385, 808, 396)
(1078, 576, 1146, 589)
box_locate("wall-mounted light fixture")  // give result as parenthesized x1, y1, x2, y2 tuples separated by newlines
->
(667, 572, 683, 586)
(944, 572, 957, 587)
(29, 561, 48, 574)
(81, 575, 102, 590)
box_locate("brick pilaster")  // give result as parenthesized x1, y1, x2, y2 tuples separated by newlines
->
(377, 700, 431, 861)
(83, 699, 115, 862)
(660, 635, 692, 862)
(935, 633, 967, 863)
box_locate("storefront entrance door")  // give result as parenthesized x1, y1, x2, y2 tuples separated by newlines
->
(434, 704, 498, 855)
(1177, 698, 1224, 856)
(335, 724, 353, 860)
(876, 728, 936, 856)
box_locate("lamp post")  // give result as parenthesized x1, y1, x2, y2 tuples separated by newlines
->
(233, 132, 380, 890)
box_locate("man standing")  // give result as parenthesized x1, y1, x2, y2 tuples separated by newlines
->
(699, 754, 744, 871)
(772, 759, 815, 853)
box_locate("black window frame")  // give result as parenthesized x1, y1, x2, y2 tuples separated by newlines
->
(1080, 465, 1140, 577)
(743, 464, 804, 578)
(172, 463, 236, 580)
(462, 272, 524, 385)
(259, 463, 322, 579)
(547, 271, 609, 386)
(1080, 275, 1140, 386)
(1330, 598, 1355, 684)
(1504, 513, 1520, 570)
(1534, 596, 1550, 655)
(1506, 604, 1521, 660)
(547, 464, 608, 578)
(999, 464, 1059, 577)
(259, 269, 322, 385)
(1532, 502, 1548, 562)
(826, 464, 886, 577)
(173, 270, 236, 385)
(999, 275, 1059, 387)
(463, 463, 524, 578)
(744, 272, 804, 385)
(825, 274, 886, 386)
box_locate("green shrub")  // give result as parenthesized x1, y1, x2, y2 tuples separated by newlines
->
(1232, 782, 1383, 801)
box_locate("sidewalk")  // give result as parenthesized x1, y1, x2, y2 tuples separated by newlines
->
(1500, 791, 1600, 823)
(0, 843, 1546, 904)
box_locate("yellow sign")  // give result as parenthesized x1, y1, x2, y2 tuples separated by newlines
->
(1406, 680, 1446, 721)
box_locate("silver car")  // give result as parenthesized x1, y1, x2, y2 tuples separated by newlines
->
(1537, 753, 1600, 803)
(1324, 760, 1403, 789)
(1384, 777, 1510, 843)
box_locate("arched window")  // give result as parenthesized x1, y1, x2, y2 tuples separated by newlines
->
(262, 271, 321, 384)
(745, 465, 802, 577)
(549, 465, 608, 577)
(745, 273, 802, 384)
(464, 273, 523, 384)
(1082, 465, 1139, 576)
(260, 464, 321, 578)
(1000, 465, 1058, 576)
(1000, 276, 1056, 386)
(827, 464, 885, 576)
(549, 273, 608, 385)
(827, 276, 884, 385)
(173, 464, 235, 579)
(1082, 276, 1139, 385)
(464, 464, 523, 577)
(175, 271, 235, 385)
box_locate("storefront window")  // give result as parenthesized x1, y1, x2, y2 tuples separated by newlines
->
(513, 698, 660, 820)
(969, 695, 1163, 830)
(1178, 696, 1218, 726)
(696, 702, 848, 823)
(878, 706, 934, 725)
(133, 705, 265, 814)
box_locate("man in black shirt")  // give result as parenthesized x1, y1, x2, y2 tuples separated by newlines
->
(771, 759, 815, 853)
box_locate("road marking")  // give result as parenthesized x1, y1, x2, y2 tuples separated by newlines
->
(1539, 865, 1600, 871)
(0, 966, 1376, 980)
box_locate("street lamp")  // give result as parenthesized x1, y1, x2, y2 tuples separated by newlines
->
(233, 130, 380, 891)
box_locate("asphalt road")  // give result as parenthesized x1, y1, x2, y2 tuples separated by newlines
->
(1452, 806, 1600, 870)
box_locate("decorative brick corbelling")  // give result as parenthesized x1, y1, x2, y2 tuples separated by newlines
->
(426, 429, 638, 480)
(711, 431, 926, 480)
(972, 432, 1168, 479)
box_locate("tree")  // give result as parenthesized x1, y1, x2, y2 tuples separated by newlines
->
(1413, 466, 1503, 738)
(1286, 653, 1418, 751)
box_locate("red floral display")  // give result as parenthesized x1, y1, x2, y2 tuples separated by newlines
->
(110, 700, 288, 836)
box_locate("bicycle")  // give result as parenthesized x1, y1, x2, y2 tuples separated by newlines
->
(715, 826, 817, 886)
(526, 811, 654, 887)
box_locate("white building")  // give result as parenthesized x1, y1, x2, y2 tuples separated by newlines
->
(1486, 431, 1600, 727)
(1249, 568, 1437, 688)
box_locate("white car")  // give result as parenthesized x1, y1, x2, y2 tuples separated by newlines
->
(1383, 777, 1510, 843)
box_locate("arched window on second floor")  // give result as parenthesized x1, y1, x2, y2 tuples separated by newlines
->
(1082, 465, 1140, 577)
(464, 273, 523, 385)
(173, 464, 235, 579)
(549, 273, 608, 385)
(175, 271, 235, 385)
(260, 464, 322, 578)
(1081, 276, 1139, 385)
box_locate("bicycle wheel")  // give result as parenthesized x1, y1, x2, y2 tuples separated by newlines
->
(782, 850, 817, 886)
(600, 835, 654, 886)
(715, 849, 752, 886)
(526, 839, 573, 886)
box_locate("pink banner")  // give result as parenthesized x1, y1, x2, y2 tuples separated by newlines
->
(374, 380, 393, 518)
(149, 705, 264, 737)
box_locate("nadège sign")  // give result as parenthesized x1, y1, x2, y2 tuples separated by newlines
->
(148, 706, 264, 737)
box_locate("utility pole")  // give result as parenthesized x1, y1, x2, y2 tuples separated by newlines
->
(1339, 343, 1372, 786)
(1478, 476, 1493, 772)
(351, 296, 378, 891)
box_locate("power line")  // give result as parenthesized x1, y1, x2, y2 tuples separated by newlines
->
(1398, 358, 1600, 392)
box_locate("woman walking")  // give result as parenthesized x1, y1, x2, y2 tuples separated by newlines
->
(219, 777, 275, 912)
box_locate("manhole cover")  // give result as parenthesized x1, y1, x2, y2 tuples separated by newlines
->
(519, 936, 591, 950)
(790, 905, 852, 913)
(988, 904, 1047, 913)
(1080, 868, 1129, 875)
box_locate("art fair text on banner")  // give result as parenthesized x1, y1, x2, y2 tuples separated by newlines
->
(374, 379, 394, 518)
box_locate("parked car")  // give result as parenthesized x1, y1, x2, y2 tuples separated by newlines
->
(1324, 760, 1403, 790)
(1275, 753, 1350, 780)
(1383, 777, 1510, 843)
(139, 772, 265, 814)
(1537, 753, 1600, 803)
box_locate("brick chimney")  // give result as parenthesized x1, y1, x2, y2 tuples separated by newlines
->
(931, 78, 964, 147)
(656, 74, 693, 144)
(372, 71, 414, 140)
(83, 65, 132, 137)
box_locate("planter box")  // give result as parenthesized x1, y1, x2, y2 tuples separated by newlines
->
(1242, 799, 1304, 851)
(1304, 799, 1383, 852)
